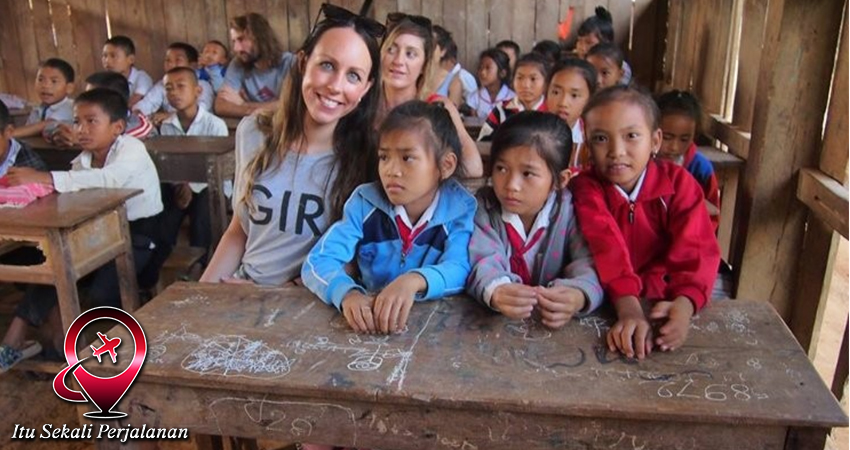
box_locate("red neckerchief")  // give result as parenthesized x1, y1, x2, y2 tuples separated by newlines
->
(395, 215, 429, 256)
(504, 223, 546, 284)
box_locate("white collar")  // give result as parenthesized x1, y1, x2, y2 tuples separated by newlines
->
(614, 167, 648, 202)
(42, 96, 72, 112)
(163, 108, 206, 133)
(75, 135, 123, 168)
(394, 190, 440, 230)
(500, 191, 556, 241)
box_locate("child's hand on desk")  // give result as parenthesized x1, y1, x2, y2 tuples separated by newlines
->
(536, 285, 586, 329)
(608, 295, 653, 360)
(373, 273, 426, 334)
(342, 291, 377, 334)
(491, 283, 537, 319)
(649, 296, 695, 352)
(4, 167, 53, 186)
(49, 123, 78, 147)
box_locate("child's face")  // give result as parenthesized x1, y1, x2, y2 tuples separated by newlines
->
(164, 49, 193, 72)
(546, 69, 591, 127)
(587, 54, 624, 89)
(492, 145, 555, 228)
(102, 44, 134, 75)
(301, 27, 374, 128)
(164, 72, 201, 112)
(382, 33, 426, 92)
(512, 65, 546, 108)
(379, 128, 453, 220)
(200, 43, 228, 67)
(659, 113, 697, 165)
(35, 66, 74, 106)
(73, 102, 124, 153)
(585, 101, 662, 192)
(576, 33, 601, 58)
(498, 46, 517, 71)
(477, 56, 501, 89)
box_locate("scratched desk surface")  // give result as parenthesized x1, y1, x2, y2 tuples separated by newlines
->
(99, 282, 845, 432)
(0, 189, 140, 229)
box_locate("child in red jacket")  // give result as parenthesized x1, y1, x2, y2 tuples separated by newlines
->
(571, 86, 720, 360)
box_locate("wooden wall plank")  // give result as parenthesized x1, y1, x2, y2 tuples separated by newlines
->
(288, 0, 310, 51)
(511, 0, 535, 57)
(373, 0, 398, 23)
(420, 0, 443, 24)
(33, 0, 59, 60)
(266, 0, 290, 50)
(12, 1, 41, 101)
(204, 0, 227, 44)
(51, 1, 78, 81)
(466, 0, 489, 74)
(630, 0, 658, 88)
(820, 10, 848, 184)
(183, 0, 207, 49)
(797, 168, 850, 239)
(731, 0, 767, 131)
(733, 0, 844, 320)
(308, 0, 326, 31)
(0, 0, 29, 99)
(68, 0, 106, 91)
(144, 0, 169, 82)
(444, 1, 468, 69)
(607, 0, 632, 47)
(396, 0, 421, 15)
(559, 0, 581, 47)
(535, 0, 561, 48)
(163, 0, 189, 46)
(487, 0, 513, 49)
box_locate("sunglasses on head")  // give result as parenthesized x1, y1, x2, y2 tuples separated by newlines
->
(310, 3, 386, 39)
(385, 12, 432, 33)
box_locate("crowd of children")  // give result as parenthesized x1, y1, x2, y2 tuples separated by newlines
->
(0, 5, 724, 382)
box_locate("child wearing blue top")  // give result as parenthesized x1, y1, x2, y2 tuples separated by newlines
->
(302, 100, 475, 334)
(199, 40, 230, 92)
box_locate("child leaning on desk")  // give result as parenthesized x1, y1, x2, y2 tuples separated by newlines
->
(302, 101, 475, 335)
(570, 86, 720, 360)
(0, 88, 165, 372)
(467, 111, 603, 329)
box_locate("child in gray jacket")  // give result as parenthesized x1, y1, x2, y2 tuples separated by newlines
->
(467, 111, 602, 329)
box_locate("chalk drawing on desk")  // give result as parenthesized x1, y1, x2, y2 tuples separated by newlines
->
(207, 396, 358, 444)
(148, 324, 204, 363)
(263, 307, 282, 328)
(579, 316, 610, 338)
(505, 318, 552, 341)
(171, 293, 209, 307)
(182, 335, 295, 379)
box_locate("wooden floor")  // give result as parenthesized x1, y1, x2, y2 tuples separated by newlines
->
(0, 242, 846, 450)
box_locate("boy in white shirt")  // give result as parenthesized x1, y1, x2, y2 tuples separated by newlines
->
(13, 58, 76, 139)
(102, 35, 153, 108)
(0, 88, 164, 371)
(159, 67, 227, 264)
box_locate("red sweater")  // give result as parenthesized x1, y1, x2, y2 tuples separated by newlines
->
(571, 160, 720, 311)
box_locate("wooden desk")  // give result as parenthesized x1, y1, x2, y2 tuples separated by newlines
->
(9, 107, 31, 127)
(101, 283, 846, 449)
(463, 116, 485, 138)
(0, 189, 141, 331)
(20, 135, 236, 254)
(698, 146, 745, 261)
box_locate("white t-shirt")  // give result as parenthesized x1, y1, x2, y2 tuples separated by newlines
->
(134, 78, 215, 116)
(127, 67, 154, 97)
(26, 96, 74, 125)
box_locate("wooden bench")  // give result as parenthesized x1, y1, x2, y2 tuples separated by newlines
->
(98, 283, 846, 450)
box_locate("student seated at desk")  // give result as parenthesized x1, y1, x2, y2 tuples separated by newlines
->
(0, 88, 164, 371)
(302, 101, 475, 335)
(199, 40, 230, 92)
(656, 90, 720, 231)
(102, 35, 153, 108)
(158, 66, 228, 266)
(0, 101, 48, 176)
(570, 86, 720, 360)
(467, 112, 602, 328)
(545, 59, 597, 173)
(48, 71, 156, 147)
(134, 42, 215, 127)
(12, 58, 76, 139)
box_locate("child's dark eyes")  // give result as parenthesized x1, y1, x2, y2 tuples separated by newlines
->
(626, 132, 640, 139)
(590, 134, 608, 143)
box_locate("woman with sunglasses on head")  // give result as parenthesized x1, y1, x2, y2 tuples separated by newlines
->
(379, 13, 483, 177)
(201, 4, 384, 288)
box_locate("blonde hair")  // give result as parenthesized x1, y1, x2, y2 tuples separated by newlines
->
(380, 20, 440, 101)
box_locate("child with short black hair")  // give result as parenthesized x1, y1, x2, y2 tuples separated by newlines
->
(0, 88, 164, 371)
(467, 48, 515, 119)
(135, 42, 215, 125)
(478, 52, 552, 141)
(586, 42, 626, 89)
(468, 111, 602, 327)
(0, 101, 47, 176)
(102, 35, 153, 107)
(13, 58, 76, 139)
(575, 7, 632, 85)
(656, 90, 720, 230)
(302, 100, 475, 334)
(545, 58, 597, 172)
(199, 39, 230, 92)
(532, 39, 563, 63)
(496, 40, 521, 73)
(571, 85, 720, 359)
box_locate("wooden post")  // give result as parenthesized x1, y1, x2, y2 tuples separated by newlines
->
(731, 0, 844, 320)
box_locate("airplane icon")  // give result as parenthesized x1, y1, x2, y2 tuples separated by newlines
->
(90, 332, 121, 364)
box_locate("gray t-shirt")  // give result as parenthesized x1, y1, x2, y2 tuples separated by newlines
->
(233, 116, 338, 286)
(224, 52, 295, 103)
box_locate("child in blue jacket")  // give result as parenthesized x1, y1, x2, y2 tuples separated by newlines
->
(302, 100, 476, 334)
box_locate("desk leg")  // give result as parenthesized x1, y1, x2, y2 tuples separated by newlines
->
(206, 154, 229, 255)
(115, 204, 140, 312)
(785, 427, 830, 450)
(718, 168, 739, 263)
(47, 229, 81, 333)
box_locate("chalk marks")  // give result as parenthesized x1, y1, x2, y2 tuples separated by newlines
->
(578, 316, 610, 338)
(147, 324, 295, 379)
(505, 318, 552, 341)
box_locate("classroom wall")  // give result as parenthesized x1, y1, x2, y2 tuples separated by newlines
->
(0, 0, 662, 103)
